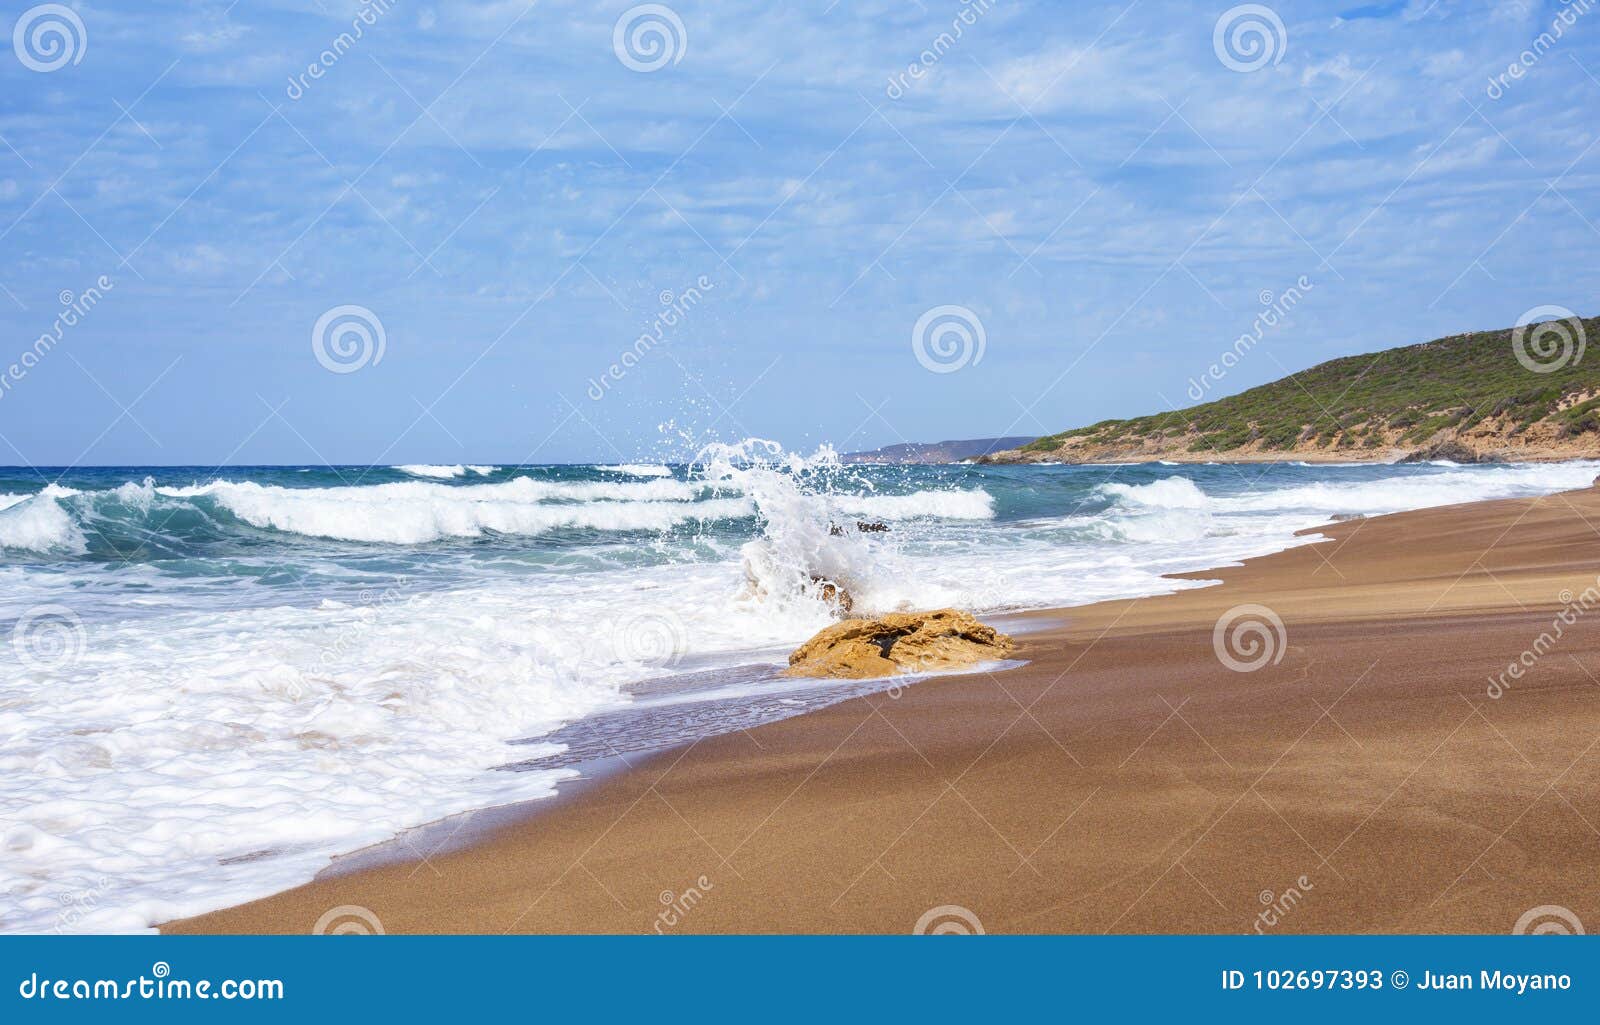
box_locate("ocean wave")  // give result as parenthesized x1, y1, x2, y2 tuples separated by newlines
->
(1210, 461, 1600, 517)
(0, 471, 1000, 553)
(1098, 476, 1209, 509)
(594, 463, 672, 477)
(175, 481, 750, 543)
(394, 464, 498, 479)
(9, 453, 1600, 932)
(0, 486, 88, 554)
(161, 476, 702, 505)
(833, 489, 994, 521)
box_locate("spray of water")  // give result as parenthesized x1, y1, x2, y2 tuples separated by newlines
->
(692, 439, 890, 619)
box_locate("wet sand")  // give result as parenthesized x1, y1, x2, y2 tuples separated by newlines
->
(168, 487, 1600, 934)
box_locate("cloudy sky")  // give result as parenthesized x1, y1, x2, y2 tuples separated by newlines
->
(1, 0, 1596, 465)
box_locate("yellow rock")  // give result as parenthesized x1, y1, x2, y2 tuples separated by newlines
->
(783, 609, 1014, 680)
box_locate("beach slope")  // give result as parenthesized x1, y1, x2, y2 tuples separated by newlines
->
(168, 487, 1600, 934)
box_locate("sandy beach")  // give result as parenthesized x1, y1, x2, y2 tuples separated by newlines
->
(167, 485, 1600, 934)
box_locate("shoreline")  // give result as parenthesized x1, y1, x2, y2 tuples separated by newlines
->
(166, 486, 1600, 934)
(982, 450, 1597, 466)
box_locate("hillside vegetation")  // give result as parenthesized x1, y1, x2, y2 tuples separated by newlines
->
(994, 316, 1600, 464)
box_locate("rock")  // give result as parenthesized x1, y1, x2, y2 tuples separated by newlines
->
(1329, 513, 1366, 522)
(1398, 438, 1491, 464)
(810, 575, 853, 616)
(783, 609, 1014, 680)
(828, 521, 890, 536)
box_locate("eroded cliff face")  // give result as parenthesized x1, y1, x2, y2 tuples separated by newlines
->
(983, 418, 1600, 466)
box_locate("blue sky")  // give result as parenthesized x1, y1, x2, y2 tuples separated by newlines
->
(0, 0, 1596, 465)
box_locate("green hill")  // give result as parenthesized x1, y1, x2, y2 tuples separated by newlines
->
(996, 315, 1600, 464)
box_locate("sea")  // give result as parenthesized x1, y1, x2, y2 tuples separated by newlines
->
(3, 440, 1596, 932)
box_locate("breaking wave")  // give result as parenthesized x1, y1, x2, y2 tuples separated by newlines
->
(0, 468, 996, 552)
(395, 464, 499, 479)
(6, 444, 1600, 932)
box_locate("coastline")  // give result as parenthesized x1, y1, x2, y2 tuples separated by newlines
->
(166, 485, 1600, 934)
(983, 447, 1598, 466)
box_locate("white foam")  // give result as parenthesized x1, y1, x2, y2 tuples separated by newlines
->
(690, 440, 998, 620)
(1208, 461, 1600, 517)
(0, 551, 866, 933)
(394, 464, 498, 479)
(204, 485, 746, 543)
(155, 478, 725, 543)
(1099, 476, 1209, 509)
(0, 486, 88, 554)
(396, 464, 465, 478)
(595, 463, 672, 477)
(833, 489, 994, 521)
(8, 453, 1598, 934)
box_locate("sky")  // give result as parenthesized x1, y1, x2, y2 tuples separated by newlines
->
(0, 0, 1597, 466)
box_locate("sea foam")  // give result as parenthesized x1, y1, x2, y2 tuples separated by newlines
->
(5, 451, 1598, 933)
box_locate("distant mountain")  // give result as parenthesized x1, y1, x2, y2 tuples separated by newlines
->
(844, 436, 1039, 464)
(985, 315, 1600, 465)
